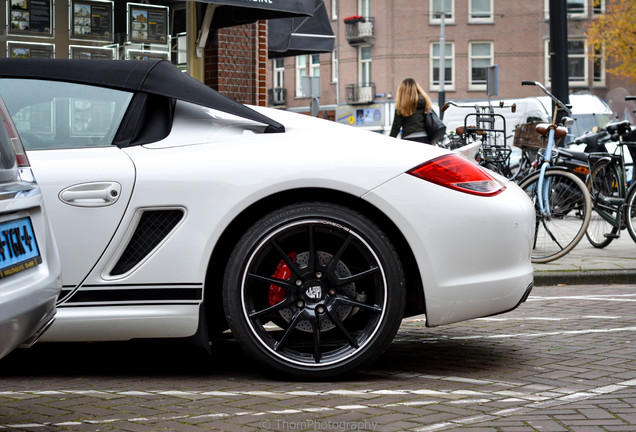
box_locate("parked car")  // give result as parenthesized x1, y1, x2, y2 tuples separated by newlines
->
(0, 59, 534, 378)
(0, 95, 61, 360)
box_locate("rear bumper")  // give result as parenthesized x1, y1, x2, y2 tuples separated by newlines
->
(364, 173, 535, 326)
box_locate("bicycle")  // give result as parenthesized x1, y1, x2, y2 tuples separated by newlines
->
(440, 100, 516, 178)
(516, 81, 592, 263)
(585, 105, 636, 247)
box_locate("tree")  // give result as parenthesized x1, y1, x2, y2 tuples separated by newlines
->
(585, 0, 636, 82)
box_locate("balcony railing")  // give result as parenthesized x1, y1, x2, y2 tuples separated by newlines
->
(268, 88, 286, 106)
(344, 16, 375, 46)
(345, 83, 376, 105)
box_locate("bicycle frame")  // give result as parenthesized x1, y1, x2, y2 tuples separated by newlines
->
(537, 128, 556, 216)
(592, 139, 634, 230)
(521, 80, 573, 218)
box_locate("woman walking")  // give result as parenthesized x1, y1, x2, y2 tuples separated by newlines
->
(389, 78, 436, 144)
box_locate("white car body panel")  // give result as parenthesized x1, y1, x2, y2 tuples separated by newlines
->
(364, 173, 535, 326)
(27, 148, 135, 287)
(43, 305, 199, 341)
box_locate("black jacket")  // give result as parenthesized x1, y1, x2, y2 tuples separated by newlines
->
(390, 95, 428, 138)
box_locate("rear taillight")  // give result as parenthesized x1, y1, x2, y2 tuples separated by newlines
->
(0, 98, 29, 168)
(408, 154, 505, 196)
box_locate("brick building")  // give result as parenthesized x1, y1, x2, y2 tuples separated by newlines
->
(269, 0, 636, 130)
(0, 1, 278, 106)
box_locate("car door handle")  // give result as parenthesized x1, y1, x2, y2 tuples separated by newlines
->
(59, 182, 122, 207)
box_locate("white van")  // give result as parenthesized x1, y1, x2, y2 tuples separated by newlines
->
(441, 97, 549, 147)
(441, 94, 614, 146)
(537, 94, 614, 143)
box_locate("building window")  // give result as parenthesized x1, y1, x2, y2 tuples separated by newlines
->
(331, 48, 338, 83)
(544, 38, 588, 87)
(593, 0, 605, 14)
(359, 0, 371, 18)
(469, 41, 493, 90)
(296, 55, 321, 97)
(295, 55, 307, 97)
(545, 0, 586, 18)
(274, 58, 284, 89)
(469, 0, 493, 23)
(430, 42, 455, 91)
(359, 45, 372, 84)
(310, 54, 321, 79)
(430, 0, 454, 24)
(331, 0, 338, 20)
(567, 0, 586, 16)
(592, 46, 605, 87)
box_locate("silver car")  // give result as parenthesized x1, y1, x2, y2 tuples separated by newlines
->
(0, 96, 61, 360)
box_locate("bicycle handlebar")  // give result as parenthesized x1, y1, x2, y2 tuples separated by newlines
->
(440, 100, 516, 113)
(520, 80, 572, 115)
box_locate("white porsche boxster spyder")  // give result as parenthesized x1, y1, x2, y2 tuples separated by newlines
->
(0, 59, 534, 378)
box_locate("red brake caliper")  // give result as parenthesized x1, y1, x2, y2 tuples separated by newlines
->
(269, 252, 297, 306)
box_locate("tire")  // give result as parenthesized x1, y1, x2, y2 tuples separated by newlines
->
(625, 185, 636, 243)
(585, 159, 621, 248)
(518, 169, 592, 263)
(222, 202, 406, 379)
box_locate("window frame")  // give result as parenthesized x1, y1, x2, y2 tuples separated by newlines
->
(273, 58, 284, 89)
(359, 0, 371, 18)
(593, 0, 605, 14)
(468, 0, 493, 23)
(358, 45, 372, 85)
(592, 45, 606, 87)
(429, 0, 455, 25)
(544, 38, 589, 88)
(544, 0, 587, 19)
(429, 41, 455, 91)
(295, 55, 307, 97)
(331, 48, 338, 83)
(468, 41, 494, 91)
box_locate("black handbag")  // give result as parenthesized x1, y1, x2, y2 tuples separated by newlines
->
(425, 111, 447, 144)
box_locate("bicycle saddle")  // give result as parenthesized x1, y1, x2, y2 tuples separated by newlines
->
(535, 123, 568, 138)
(455, 125, 485, 136)
(605, 120, 631, 136)
(556, 148, 591, 163)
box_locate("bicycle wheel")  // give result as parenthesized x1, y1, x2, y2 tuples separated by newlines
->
(518, 169, 592, 263)
(585, 159, 621, 248)
(511, 149, 536, 182)
(625, 184, 636, 243)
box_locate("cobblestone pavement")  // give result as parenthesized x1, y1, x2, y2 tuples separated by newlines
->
(0, 284, 634, 432)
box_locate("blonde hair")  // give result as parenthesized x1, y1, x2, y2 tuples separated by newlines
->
(395, 78, 432, 117)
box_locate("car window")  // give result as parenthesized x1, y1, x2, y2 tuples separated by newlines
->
(0, 79, 133, 150)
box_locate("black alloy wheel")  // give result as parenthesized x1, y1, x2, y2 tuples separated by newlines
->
(223, 202, 405, 379)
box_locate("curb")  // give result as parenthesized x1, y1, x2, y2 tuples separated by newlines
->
(534, 269, 636, 286)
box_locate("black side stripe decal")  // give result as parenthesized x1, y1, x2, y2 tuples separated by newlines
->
(60, 284, 203, 304)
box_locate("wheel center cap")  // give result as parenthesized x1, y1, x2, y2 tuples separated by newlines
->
(305, 284, 323, 300)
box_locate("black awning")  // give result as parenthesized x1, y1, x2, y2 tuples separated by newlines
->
(268, 0, 335, 58)
(182, 0, 314, 28)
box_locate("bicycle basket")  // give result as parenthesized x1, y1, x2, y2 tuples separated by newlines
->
(513, 121, 546, 149)
(480, 144, 511, 163)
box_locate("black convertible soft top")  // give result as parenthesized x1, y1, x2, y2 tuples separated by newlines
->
(0, 58, 284, 133)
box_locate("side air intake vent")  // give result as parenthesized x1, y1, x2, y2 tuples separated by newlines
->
(110, 209, 184, 276)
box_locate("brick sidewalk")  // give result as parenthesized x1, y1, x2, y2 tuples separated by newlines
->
(534, 232, 636, 285)
(0, 284, 634, 431)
